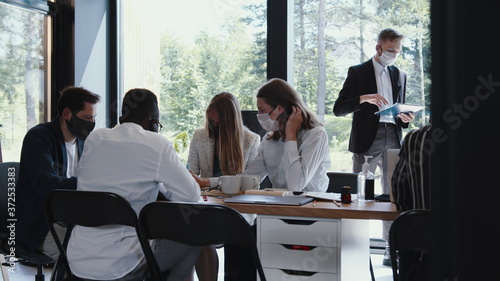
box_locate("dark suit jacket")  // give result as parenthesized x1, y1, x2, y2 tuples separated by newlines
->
(333, 59, 408, 153)
(16, 117, 83, 253)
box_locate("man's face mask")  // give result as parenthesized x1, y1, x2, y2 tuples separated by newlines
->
(378, 46, 399, 66)
(66, 114, 95, 140)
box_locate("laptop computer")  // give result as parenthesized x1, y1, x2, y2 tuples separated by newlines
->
(327, 172, 358, 193)
(223, 194, 313, 206)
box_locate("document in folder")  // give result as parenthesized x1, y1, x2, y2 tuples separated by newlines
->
(374, 103, 425, 116)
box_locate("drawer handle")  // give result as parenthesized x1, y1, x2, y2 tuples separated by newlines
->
(281, 269, 316, 276)
(282, 244, 316, 251)
(281, 219, 316, 225)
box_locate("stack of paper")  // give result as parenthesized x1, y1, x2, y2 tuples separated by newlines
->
(245, 188, 291, 196)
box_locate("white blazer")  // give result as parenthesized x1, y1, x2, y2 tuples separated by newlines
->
(188, 127, 260, 187)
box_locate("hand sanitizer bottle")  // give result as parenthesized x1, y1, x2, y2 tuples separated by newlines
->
(357, 156, 375, 201)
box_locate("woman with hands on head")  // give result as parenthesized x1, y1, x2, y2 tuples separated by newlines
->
(245, 78, 331, 192)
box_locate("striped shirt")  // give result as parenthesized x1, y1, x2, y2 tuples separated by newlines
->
(392, 126, 432, 211)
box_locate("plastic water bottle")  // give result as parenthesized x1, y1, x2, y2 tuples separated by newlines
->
(358, 156, 375, 201)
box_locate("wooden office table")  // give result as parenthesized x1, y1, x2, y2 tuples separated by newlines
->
(204, 195, 399, 221)
(204, 194, 399, 280)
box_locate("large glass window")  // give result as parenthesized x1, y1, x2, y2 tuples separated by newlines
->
(291, 0, 431, 241)
(0, 2, 48, 162)
(119, 0, 267, 161)
(292, 0, 431, 172)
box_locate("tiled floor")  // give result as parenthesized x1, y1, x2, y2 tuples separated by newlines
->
(2, 251, 393, 281)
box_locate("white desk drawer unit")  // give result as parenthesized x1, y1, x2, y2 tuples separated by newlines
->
(260, 243, 338, 273)
(259, 216, 339, 246)
(263, 268, 338, 281)
(257, 215, 370, 281)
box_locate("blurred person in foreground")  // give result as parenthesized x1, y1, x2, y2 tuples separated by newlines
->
(391, 123, 432, 280)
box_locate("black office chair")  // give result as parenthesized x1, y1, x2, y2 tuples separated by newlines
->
(0, 162, 55, 281)
(389, 209, 431, 281)
(138, 201, 267, 281)
(44, 190, 153, 281)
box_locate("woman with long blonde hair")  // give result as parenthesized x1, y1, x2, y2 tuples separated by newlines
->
(187, 92, 260, 281)
(188, 92, 259, 186)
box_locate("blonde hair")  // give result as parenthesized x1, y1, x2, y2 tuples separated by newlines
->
(205, 92, 244, 175)
(256, 78, 321, 141)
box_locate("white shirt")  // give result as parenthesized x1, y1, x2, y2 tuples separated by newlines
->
(372, 56, 395, 124)
(65, 141, 78, 178)
(67, 123, 200, 280)
(245, 125, 331, 192)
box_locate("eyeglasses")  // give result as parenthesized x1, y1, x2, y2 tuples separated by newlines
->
(152, 119, 163, 132)
(379, 45, 400, 54)
(257, 106, 277, 115)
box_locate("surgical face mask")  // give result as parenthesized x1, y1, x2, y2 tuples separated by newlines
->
(208, 122, 219, 138)
(257, 107, 279, 131)
(66, 115, 95, 140)
(378, 48, 399, 66)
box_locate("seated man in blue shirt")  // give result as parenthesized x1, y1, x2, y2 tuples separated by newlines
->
(67, 88, 201, 281)
(16, 86, 100, 258)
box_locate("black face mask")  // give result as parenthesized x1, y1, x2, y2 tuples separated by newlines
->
(208, 123, 219, 138)
(66, 116, 95, 140)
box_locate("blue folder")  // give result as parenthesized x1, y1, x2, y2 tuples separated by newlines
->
(374, 103, 425, 116)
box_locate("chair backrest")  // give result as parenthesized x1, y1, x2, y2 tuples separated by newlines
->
(389, 209, 431, 281)
(0, 162, 20, 246)
(139, 202, 267, 281)
(327, 172, 358, 193)
(45, 190, 138, 228)
(44, 190, 149, 280)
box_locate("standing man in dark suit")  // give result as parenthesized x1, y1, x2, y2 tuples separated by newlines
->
(333, 28, 414, 266)
(16, 86, 100, 259)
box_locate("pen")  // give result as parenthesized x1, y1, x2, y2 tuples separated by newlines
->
(332, 200, 340, 207)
